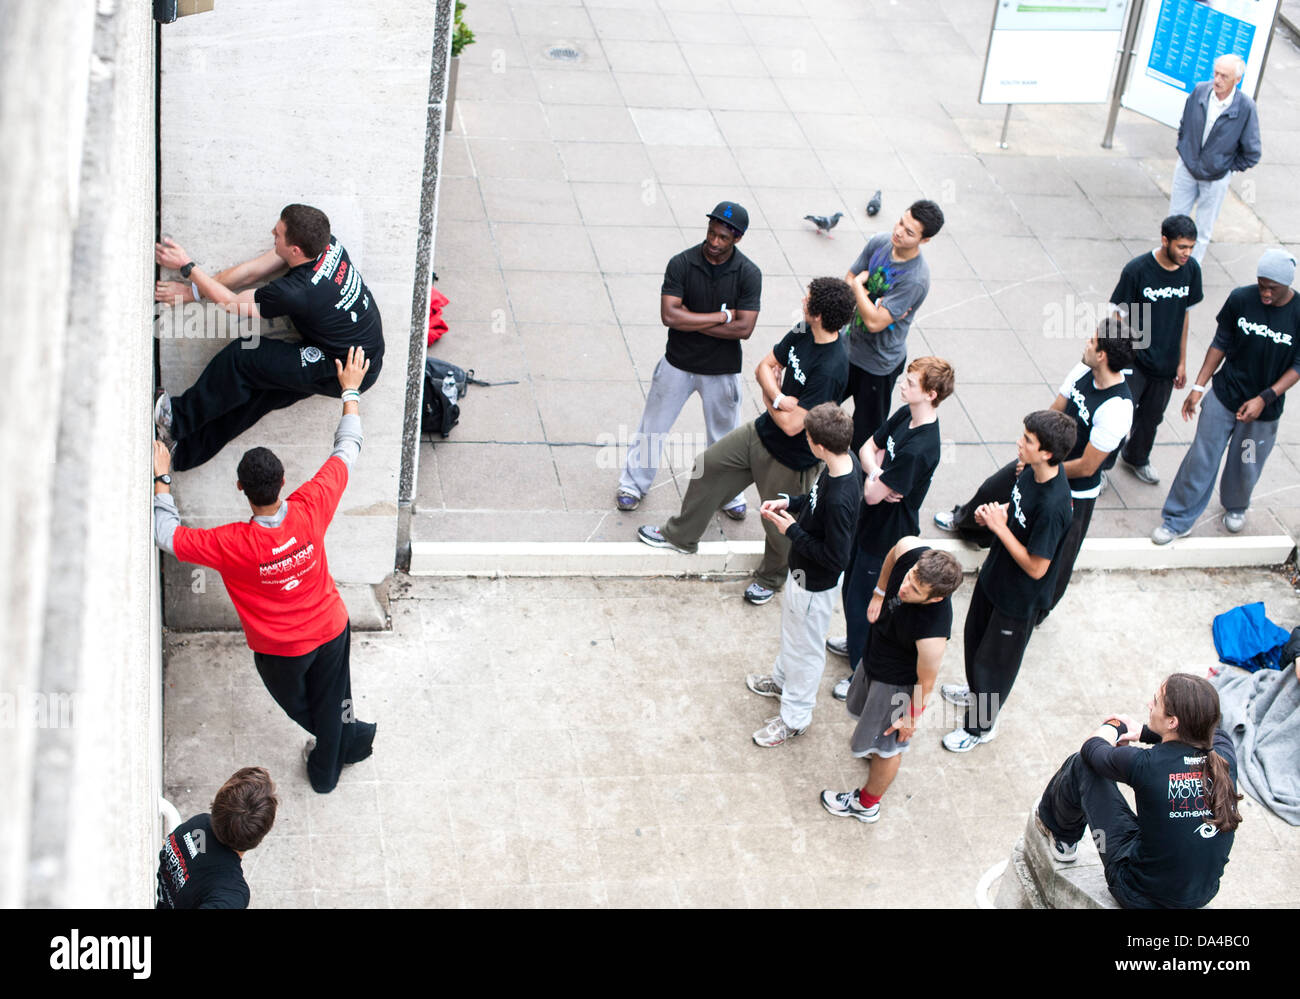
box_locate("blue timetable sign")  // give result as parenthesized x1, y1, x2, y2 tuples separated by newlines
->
(1145, 0, 1253, 94)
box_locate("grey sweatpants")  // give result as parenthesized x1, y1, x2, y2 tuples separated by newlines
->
(1160, 388, 1278, 533)
(659, 421, 819, 589)
(619, 356, 745, 509)
(772, 570, 838, 730)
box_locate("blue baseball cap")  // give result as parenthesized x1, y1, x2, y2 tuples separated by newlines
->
(707, 201, 749, 236)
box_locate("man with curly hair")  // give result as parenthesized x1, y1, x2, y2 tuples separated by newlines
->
(638, 278, 855, 604)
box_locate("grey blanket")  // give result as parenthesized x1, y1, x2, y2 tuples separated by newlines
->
(1211, 666, 1300, 825)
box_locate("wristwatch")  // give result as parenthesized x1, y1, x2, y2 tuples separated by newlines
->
(179, 261, 196, 279)
(154, 473, 172, 485)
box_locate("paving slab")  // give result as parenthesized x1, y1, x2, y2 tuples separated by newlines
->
(164, 567, 1300, 908)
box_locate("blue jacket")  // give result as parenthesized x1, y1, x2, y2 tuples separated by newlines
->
(1176, 81, 1261, 182)
(1212, 602, 1290, 672)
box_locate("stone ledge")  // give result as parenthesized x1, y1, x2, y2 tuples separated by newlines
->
(409, 535, 1296, 576)
(996, 808, 1121, 910)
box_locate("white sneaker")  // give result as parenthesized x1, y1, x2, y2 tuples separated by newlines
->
(940, 683, 971, 706)
(941, 716, 999, 753)
(820, 789, 880, 823)
(831, 676, 852, 702)
(1151, 523, 1191, 545)
(752, 715, 807, 747)
(745, 674, 783, 698)
(933, 507, 959, 532)
(825, 636, 849, 658)
(1223, 511, 1246, 533)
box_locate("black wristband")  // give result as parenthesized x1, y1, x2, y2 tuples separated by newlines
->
(179, 261, 196, 279)
(1260, 387, 1278, 405)
(1104, 717, 1128, 738)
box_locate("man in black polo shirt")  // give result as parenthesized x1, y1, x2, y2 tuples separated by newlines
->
(616, 202, 762, 516)
(1154, 249, 1300, 541)
(153, 204, 383, 471)
(157, 767, 278, 909)
(637, 278, 854, 605)
(821, 536, 962, 823)
(1111, 214, 1203, 486)
(940, 410, 1075, 754)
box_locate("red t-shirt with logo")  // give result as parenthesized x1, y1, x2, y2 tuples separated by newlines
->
(172, 457, 350, 656)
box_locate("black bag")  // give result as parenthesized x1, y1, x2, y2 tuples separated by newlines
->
(422, 357, 470, 437)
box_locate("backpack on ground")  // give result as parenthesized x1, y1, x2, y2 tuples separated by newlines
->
(422, 356, 470, 437)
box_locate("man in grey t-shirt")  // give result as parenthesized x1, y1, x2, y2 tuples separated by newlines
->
(842, 200, 943, 451)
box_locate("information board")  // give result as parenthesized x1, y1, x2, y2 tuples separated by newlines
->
(1122, 0, 1277, 127)
(980, 1, 1130, 104)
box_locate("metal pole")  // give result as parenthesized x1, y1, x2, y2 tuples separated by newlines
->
(998, 104, 1012, 149)
(1102, 0, 1146, 149)
(1252, 1, 1284, 100)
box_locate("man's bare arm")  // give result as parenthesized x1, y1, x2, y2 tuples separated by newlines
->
(661, 294, 730, 332)
(844, 269, 896, 334)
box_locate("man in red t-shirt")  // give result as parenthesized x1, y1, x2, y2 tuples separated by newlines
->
(153, 347, 375, 794)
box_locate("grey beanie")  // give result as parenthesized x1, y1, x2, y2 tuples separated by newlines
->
(1257, 248, 1296, 286)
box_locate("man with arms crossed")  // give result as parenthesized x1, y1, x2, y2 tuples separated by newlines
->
(1112, 214, 1203, 486)
(616, 202, 761, 517)
(154, 204, 383, 470)
(842, 200, 944, 451)
(821, 537, 962, 823)
(637, 278, 855, 606)
(153, 348, 378, 793)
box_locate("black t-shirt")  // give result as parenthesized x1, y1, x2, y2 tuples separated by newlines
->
(755, 323, 850, 470)
(156, 814, 250, 910)
(1210, 285, 1300, 421)
(864, 546, 953, 686)
(661, 243, 762, 375)
(786, 455, 863, 592)
(976, 466, 1072, 620)
(1060, 366, 1133, 494)
(1081, 730, 1237, 909)
(855, 406, 941, 556)
(1109, 252, 1203, 377)
(255, 237, 384, 361)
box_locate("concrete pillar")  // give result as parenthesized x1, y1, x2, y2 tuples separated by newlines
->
(1, 0, 160, 907)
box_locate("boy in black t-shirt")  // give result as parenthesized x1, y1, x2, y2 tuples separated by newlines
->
(941, 410, 1075, 754)
(154, 204, 383, 471)
(745, 405, 861, 747)
(638, 278, 855, 604)
(828, 356, 954, 698)
(821, 537, 963, 822)
(157, 767, 278, 910)
(1154, 249, 1300, 542)
(1110, 214, 1204, 485)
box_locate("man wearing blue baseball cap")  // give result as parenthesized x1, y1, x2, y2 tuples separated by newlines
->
(615, 201, 762, 517)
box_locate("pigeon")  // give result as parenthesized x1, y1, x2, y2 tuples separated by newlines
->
(804, 211, 844, 237)
(866, 190, 882, 216)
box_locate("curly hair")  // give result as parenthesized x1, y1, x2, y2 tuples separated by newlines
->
(807, 276, 856, 332)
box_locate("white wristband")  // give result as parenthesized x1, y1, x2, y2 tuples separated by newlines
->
(191, 281, 201, 302)
(1192, 384, 1208, 394)
(722, 307, 733, 324)
(873, 587, 886, 598)
(773, 393, 785, 411)
(341, 390, 360, 402)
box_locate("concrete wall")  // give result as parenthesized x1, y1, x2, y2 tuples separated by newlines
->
(157, 0, 443, 628)
(0, 0, 160, 907)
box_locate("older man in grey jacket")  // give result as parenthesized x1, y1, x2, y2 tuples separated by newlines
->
(1170, 53, 1262, 263)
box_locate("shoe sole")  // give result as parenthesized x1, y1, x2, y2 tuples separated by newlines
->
(743, 592, 774, 605)
(721, 507, 746, 521)
(820, 791, 878, 823)
(744, 675, 782, 698)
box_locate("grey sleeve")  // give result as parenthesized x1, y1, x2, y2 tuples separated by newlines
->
(153, 493, 181, 554)
(330, 412, 364, 468)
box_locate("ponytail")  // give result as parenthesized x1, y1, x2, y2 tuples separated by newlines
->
(1204, 747, 1243, 833)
